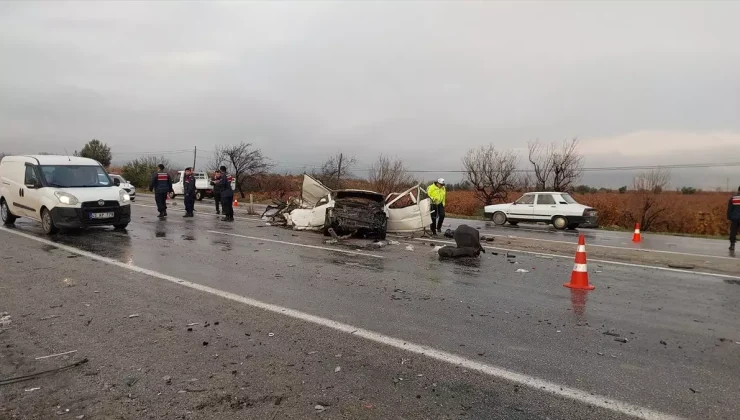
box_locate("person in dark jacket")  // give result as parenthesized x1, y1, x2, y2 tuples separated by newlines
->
(728, 186, 740, 251)
(211, 171, 223, 215)
(219, 166, 234, 222)
(182, 167, 196, 218)
(149, 164, 173, 218)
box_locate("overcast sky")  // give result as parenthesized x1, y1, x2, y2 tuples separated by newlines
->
(1, 1, 739, 188)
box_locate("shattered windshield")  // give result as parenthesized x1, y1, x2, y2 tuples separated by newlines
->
(40, 165, 111, 188)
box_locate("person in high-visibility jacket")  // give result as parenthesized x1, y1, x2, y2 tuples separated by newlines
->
(427, 178, 447, 235)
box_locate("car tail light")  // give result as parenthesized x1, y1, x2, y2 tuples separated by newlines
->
(583, 208, 597, 217)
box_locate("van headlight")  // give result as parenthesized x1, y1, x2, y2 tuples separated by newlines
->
(119, 189, 131, 203)
(54, 191, 79, 205)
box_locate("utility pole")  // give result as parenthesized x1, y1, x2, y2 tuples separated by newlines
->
(193, 146, 197, 171)
(337, 152, 343, 188)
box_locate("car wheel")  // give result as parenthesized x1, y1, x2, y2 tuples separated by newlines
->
(113, 223, 129, 230)
(195, 190, 203, 201)
(1, 199, 17, 225)
(492, 211, 507, 226)
(41, 208, 59, 235)
(552, 216, 568, 230)
(168, 192, 176, 199)
(567, 223, 580, 230)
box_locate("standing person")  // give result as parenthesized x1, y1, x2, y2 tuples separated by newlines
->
(211, 171, 222, 215)
(219, 166, 235, 222)
(728, 186, 740, 251)
(182, 167, 196, 218)
(149, 164, 173, 218)
(427, 178, 446, 235)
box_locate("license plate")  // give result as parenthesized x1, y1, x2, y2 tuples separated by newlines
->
(90, 212, 114, 219)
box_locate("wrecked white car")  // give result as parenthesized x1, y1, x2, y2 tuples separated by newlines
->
(286, 175, 433, 237)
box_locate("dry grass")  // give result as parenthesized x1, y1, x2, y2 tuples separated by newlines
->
(446, 191, 731, 235)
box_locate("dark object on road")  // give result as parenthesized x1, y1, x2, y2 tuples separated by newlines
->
(324, 191, 387, 240)
(437, 225, 485, 259)
(454, 225, 484, 254)
(0, 358, 89, 386)
(615, 338, 629, 343)
(438, 246, 480, 258)
(602, 331, 620, 337)
(444, 229, 454, 238)
(660, 340, 667, 346)
(667, 264, 695, 269)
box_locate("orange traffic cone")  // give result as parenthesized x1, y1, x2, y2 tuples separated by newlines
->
(233, 198, 238, 207)
(632, 223, 641, 243)
(564, 235, 595, 290)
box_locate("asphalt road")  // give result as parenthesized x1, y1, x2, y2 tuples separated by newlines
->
(1, 197, 738, 419)
(154, 194, 736, 260)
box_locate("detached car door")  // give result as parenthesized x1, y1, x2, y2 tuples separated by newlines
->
(385, 185, 432, 233)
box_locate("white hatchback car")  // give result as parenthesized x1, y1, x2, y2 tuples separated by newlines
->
(483, 192, 597, 230)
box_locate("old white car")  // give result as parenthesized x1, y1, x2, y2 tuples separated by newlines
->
(483, 192, 597, 230)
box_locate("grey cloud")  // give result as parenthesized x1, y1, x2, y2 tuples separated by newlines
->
(1, 1, 739, 187)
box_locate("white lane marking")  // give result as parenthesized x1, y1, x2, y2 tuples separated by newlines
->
(208, 230, 383, 259)
(0, 227, 683, 420)
(416, 238, 740, 281)
(132, 203, 263, 223)
(482, 233, 736, 261)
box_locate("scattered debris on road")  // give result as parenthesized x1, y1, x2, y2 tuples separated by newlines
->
(660, 340, 667, 346)
(24, 387, 41, 392)
(516, 269, 529, 273)
(0, 358, 89, 386)
(315, 405, 327, 412)
(128, 314, 141, 319)
(615, 338, 629, 343)
(0, 312, 11, 327)
(334, 366, 341, 373)
(602, 331, 620, 337)
(40, 314, 61, 321)
(163, 376, 172, 384)
(668, 264, 695, 270)
(405, 245, 415, 251)
(35, 350, 78, 360)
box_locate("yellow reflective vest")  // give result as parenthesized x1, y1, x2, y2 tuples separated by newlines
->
(427, 184, 446, 206)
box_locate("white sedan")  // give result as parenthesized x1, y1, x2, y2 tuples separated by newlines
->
(483, 192, 597, 230)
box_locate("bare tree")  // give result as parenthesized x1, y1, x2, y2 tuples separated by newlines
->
(313, 152, 356, 189)
(631, 168, 671, 231)
(528, 138, 583, 191)
(462, 145, 519, 205)
(368, 154, 417, 196)
(212, 143, 272, 198)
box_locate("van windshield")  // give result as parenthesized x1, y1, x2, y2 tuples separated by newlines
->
(40, 165, 111, 188)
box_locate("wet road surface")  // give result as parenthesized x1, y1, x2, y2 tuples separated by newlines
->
(146, 193, 736, 260)
(2, 199, 739, 419)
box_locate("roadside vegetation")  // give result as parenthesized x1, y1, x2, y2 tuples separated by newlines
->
(4, 138, 734, 236)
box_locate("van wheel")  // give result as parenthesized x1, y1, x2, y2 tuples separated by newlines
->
(552, 216, 568, 230)
(492, 212, 507, 226)
(1, 199, 17, 225)
(41, 208, 59, 235)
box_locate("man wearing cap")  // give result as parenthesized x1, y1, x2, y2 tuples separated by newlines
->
(427, 178, 447, 235)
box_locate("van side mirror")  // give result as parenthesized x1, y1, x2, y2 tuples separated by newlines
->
(113, 178, 121, 186)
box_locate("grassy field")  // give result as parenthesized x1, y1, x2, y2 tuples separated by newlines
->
(445, 190, 732, 236)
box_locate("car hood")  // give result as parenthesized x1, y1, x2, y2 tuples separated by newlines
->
(49, 187, 125, 202)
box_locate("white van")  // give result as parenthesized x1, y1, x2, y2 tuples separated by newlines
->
(0, 155, 132, 234)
